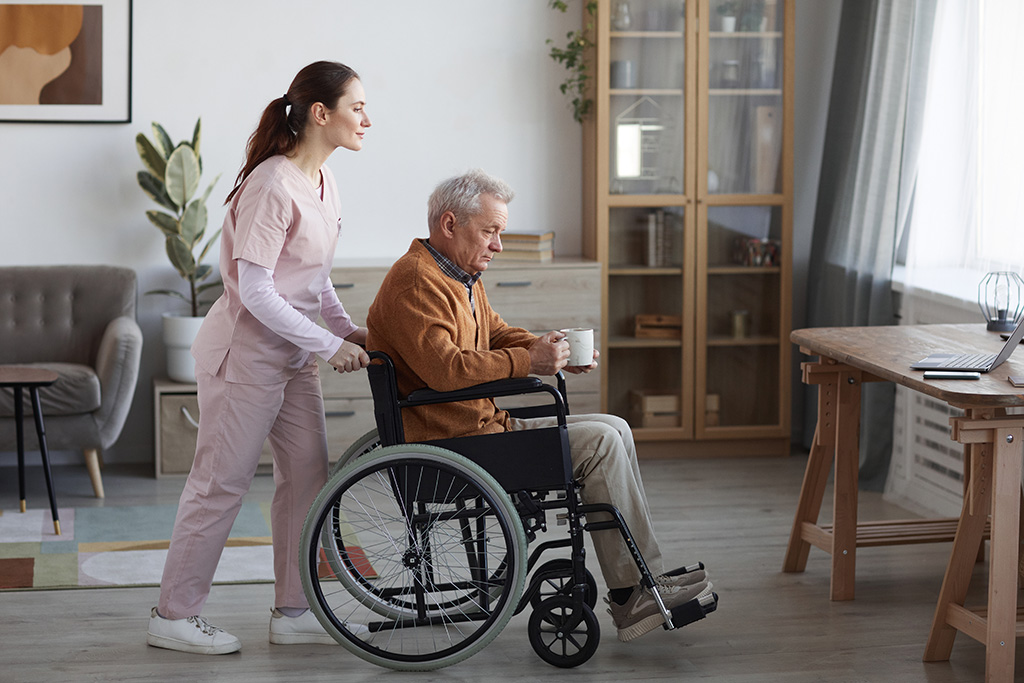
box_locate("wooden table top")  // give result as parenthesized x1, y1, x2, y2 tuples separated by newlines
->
(792, 324, 1024, 409)
(0, 366, 59, 388)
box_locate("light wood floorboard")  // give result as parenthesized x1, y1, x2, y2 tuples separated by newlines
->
(0, 451, 1015, 682)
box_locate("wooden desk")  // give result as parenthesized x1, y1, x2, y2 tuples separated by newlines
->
(0, 366, 61, 535)
(785, 324, 1024, 682)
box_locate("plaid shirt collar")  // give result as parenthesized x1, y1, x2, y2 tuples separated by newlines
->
(421, 239, 482, 290)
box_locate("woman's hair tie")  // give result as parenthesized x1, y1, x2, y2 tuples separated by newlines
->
(282, 94, 291, 106)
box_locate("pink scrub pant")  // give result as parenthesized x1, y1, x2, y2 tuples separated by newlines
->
(508, 413, 665, 590)
(157, 360, 329, 619)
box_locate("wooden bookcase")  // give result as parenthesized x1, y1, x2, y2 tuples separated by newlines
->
(582, 0, 793, 455)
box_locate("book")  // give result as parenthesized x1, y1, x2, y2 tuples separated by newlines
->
(501, 230, 555, 243)
(502, 238, 554, 252)
(493, 248, 553, 262)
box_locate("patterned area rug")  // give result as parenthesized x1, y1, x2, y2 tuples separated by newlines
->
(0, 502, 276, 590)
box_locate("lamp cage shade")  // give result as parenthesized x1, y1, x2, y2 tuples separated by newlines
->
(978, 271, 1024, 332)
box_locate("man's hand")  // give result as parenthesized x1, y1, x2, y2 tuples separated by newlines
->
(528, 331, 570, 375)
(329, 340, 370, 373)
(563, 348, 600, 374)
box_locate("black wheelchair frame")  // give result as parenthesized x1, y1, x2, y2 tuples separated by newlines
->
(299, 350, 715, 671)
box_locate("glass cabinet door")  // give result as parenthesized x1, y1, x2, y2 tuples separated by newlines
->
(604, 0, 691, 436)
(697, 0, 789, 436)
(701, 205, 783, 429)
(608, 0, 687, 196)
(705, 0, 784, 195)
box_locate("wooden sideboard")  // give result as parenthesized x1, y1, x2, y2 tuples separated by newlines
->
(154, 258, 601, 477)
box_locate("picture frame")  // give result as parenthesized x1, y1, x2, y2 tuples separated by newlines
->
(0, 0, 132, 123)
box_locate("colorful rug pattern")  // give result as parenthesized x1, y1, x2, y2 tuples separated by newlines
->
(0, 502, 276, 590)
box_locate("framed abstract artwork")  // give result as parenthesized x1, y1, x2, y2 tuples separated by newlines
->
(0, 0, 132, 123)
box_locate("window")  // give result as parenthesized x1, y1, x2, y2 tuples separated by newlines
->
(906, 0, 1024, 275)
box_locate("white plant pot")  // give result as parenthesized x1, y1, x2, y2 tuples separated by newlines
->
(162, 313, 205, 384)
(721, 15, 736, 32)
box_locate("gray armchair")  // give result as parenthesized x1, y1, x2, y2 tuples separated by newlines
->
(0, 265, 143, 498)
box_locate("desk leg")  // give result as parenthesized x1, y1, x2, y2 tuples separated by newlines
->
(783, 407, 835, 572)
(14, 387, 26, 513)
(924, 441, 991, 663)
(984, 426, 1021, 682)
(830, 369, 861, 601)
(783, 364, 863, 601)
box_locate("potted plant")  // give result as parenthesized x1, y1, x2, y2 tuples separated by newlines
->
(135, 118, 221, 383)
(739, 0, 766, 31)
(546, 0, 598, 124)
(716, 1, 738, 32)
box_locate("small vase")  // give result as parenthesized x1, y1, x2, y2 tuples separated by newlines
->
(612, 1, 632, 30)
(721, 15, 736, 32)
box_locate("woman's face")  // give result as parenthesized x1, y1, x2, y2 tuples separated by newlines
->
(327, 78, 370, 151)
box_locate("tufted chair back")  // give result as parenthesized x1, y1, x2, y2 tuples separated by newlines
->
(0, 265, 136, 365)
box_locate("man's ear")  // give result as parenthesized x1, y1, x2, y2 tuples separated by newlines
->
(438, 211, 457, 239)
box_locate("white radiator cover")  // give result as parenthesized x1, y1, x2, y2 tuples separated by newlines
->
(885, 279, 980, 518)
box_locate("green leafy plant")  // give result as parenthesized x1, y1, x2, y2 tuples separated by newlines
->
(546, 0, 598, 124)
(136, 119, 222, 317)
(739, 0, 766, 31)
(716, 1, 739, 16)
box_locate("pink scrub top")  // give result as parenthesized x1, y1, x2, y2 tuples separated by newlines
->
(192, 155, 347, 384)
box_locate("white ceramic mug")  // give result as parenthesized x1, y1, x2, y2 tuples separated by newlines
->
(561, 328, 594, 367)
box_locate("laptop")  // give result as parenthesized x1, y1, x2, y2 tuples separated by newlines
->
(910, 315, 1024, 372)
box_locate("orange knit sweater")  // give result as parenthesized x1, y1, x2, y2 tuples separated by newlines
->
(366, 239, 537, 442)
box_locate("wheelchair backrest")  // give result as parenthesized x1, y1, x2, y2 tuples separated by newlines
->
(367, 351, 405, 446)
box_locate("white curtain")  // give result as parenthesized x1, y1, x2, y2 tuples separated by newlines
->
(905, 0, 1024, 282)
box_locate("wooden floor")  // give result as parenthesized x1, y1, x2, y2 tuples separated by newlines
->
(1, 450, 1016, 682)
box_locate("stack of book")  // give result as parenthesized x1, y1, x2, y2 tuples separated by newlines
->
(496, 230, 554, 262)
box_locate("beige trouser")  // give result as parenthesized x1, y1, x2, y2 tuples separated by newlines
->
(508, 413, 665, 589)
(158, 361, 329, 619)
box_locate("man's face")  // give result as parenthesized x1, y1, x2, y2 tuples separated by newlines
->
(446, 194, 507, 274)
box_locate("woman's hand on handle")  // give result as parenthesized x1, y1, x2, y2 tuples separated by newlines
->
(329, 339, 370, 373)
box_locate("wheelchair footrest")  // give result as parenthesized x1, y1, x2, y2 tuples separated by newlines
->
(665, 591, 718, 630)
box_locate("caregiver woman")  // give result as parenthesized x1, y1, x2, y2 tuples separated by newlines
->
(147, 60, 372, 655)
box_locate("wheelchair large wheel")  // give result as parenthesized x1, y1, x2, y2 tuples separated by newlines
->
(319, 429, 383, 585)
(328, 428, 380, 477)
(301, 445, 528, 671)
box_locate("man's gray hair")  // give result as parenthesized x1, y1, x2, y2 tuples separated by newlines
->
(427, 169, 515, 230)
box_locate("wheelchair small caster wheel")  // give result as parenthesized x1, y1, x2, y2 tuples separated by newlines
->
(530, 558, 598, 611)
(528, 596, 600, 668)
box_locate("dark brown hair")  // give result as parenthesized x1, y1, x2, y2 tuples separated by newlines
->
(225, 60, 359, 203)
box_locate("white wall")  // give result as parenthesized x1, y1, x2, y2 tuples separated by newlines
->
(0, 0, 581, 464)
(0, 0, 841, 465)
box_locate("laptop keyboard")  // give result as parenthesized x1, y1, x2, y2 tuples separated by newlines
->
(937, 352, 997, 369)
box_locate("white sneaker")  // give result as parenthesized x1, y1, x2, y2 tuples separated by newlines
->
(147, 607, 241, 655)
(270, 608, 368, 645)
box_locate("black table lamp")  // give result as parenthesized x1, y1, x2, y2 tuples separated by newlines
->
(979, 271, 1024, 332)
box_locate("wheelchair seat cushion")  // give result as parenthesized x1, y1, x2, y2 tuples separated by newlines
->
(0, 362, 102, 417)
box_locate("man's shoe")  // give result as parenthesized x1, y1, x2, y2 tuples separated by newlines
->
(606, 580, 714, 643)
(656, 563, 708, 589)
(269, 608, 368, 644)
(146, 607, 241, 655)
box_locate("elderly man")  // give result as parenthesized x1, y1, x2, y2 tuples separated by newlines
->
(366, 169, 712, 642)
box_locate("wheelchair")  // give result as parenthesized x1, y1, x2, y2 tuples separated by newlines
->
(299, 351, 717, 671)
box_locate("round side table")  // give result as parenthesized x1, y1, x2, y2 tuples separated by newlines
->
(0, 366, 61, 535)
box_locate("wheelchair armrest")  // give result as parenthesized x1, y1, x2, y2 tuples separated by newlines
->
(404, 377, 546, 406)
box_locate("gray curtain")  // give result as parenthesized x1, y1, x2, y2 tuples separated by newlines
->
(804, 0, 937, 490)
